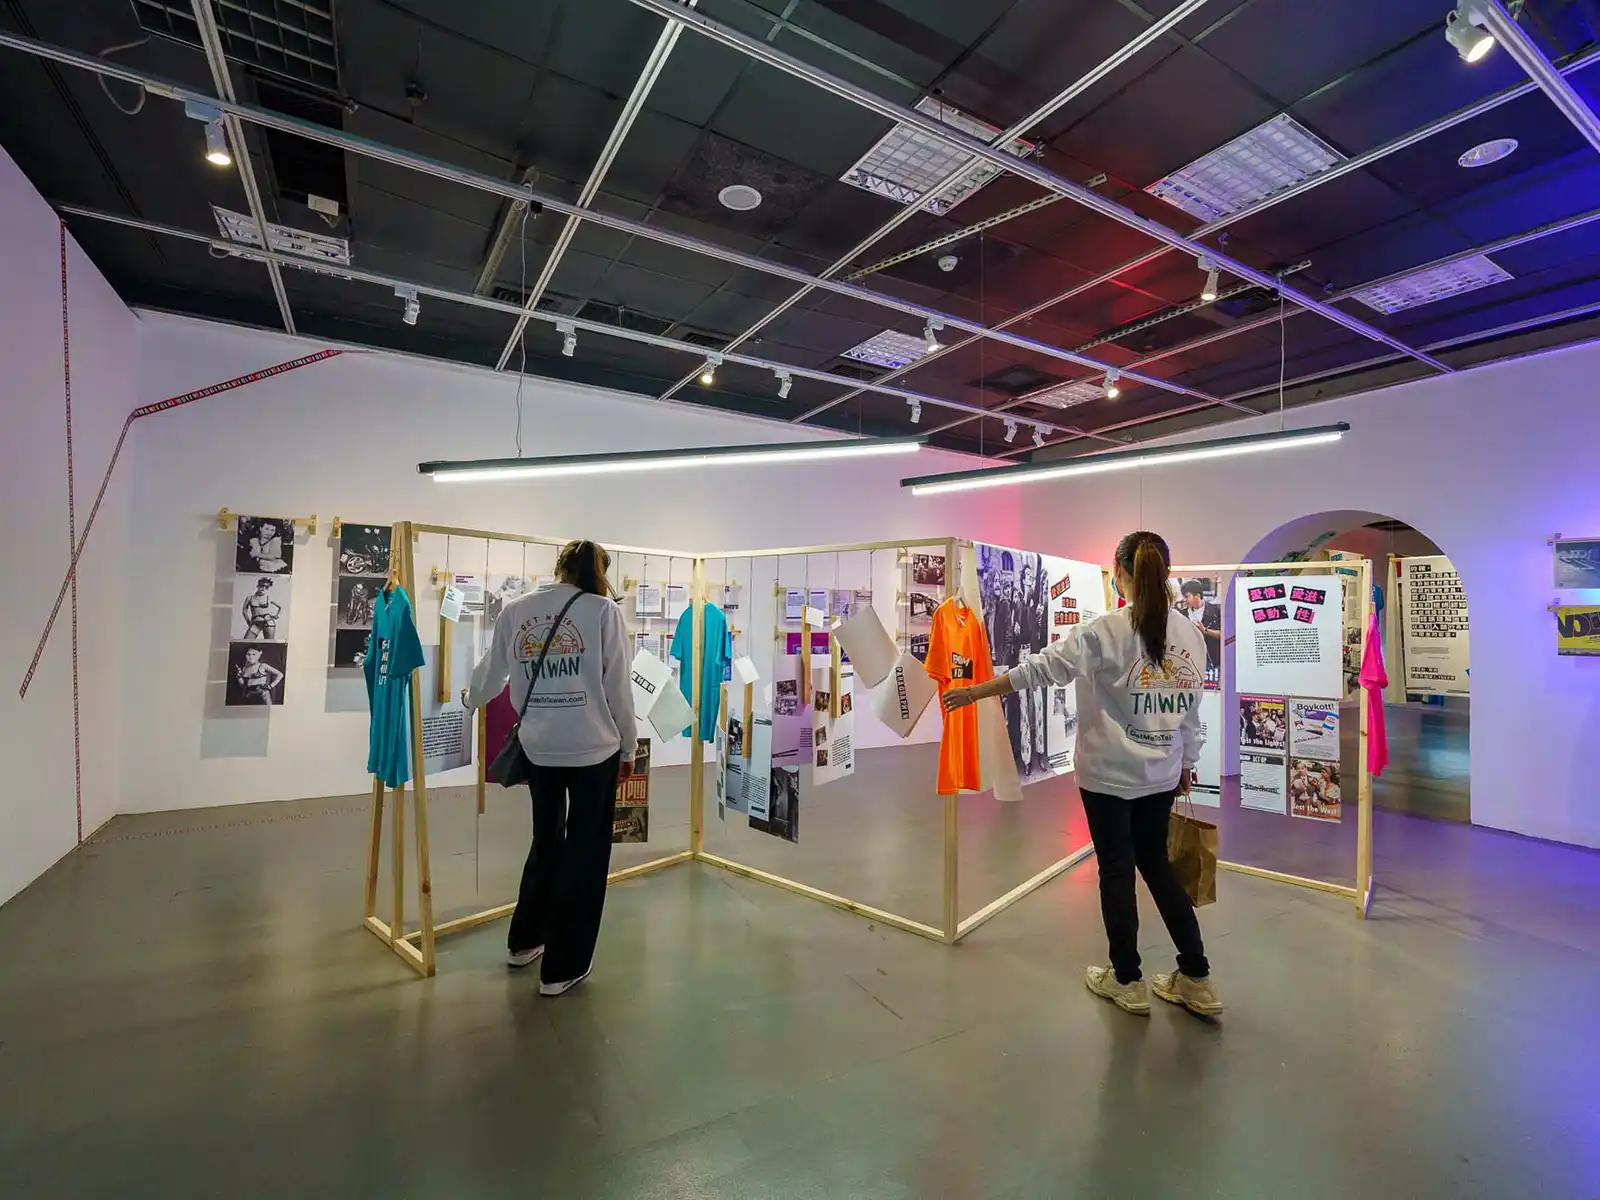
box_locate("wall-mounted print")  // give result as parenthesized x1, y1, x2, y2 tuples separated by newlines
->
(232, 574, 291, 641)
(1554, 538, 1600, 589)
(227, 641, 288, 706)
(334, 628, 371, 669)
(235, 516, 295, 575)
(339, 524, 391, 578)
(338, 576, 377, 629)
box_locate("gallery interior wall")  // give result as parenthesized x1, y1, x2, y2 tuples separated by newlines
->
(122, 313, 1020, 813)
(0, 146, 137, 905)
(1018, 344, 1600, 850)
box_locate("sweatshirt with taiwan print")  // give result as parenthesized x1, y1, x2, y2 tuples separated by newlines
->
(1004, 607, 1206, 799)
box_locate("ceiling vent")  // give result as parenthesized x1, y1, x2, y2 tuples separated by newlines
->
(971, 365, 1058, 396)
(213, 205, 350, 266)
(1147, 113, 1345, 223)
(255, 79, 348, 219)
(573, 300, 676, 337)
(1349, 255, 1512, 314)
(1023, 379, 1103, 410)
(840, 328, 935, 371)
(134, 0, 340, 92)
(827, 362, 885, 382)
(841, 96, 1034, 216)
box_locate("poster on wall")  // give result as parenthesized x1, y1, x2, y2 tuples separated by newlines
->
(1554, 538, 1600, 589)
(974, 543, 1107, 784)
(226, 641, 287, 706)
(1289, 757, 1342, 822)
(1172, 576, 1224, 690)
(334, 628, 371, 669)
(1239, 695, 1287, 752)
(1239, 752, 1287, 814)
(1554, 605, 1600, 656)
(338, 524, 390, 578)
(232, 574, 290, 641)
(235, 515, 295, 575)
(1233, 575, 1344, 699)
(1189, 691, 1223, 806)
(614, 737, 651, 843)
(337, 577, 377, 629)
(1289, 699, 1340, 763)
(1399, 555, 1470, 695)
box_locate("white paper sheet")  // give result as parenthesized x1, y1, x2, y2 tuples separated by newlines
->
(833, 607, 898, 687)
(784, 588, 805, 621)
(629, 649, 672, 719)
(636, 582, 663, 616)
(802, 605, 826, 627)
(870, 651, 937, 738)
(646, 674, 694, 740)
(439, 586, 465, 623)
(731, 655, 760, 686)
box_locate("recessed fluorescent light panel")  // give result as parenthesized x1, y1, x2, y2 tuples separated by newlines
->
(213, 205, 351, 266)
(840, 328, 940, 371)
(1146, 114, 1346, 223)
(422, 436, 926, 483)
(1024, 379, 1104, 410)
(902, 424, 1348, 496)
(1350, 255, 1512, 314)
(841, 96, 1035, 215)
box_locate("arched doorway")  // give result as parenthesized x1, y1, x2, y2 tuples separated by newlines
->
(1240, 510, 1470, 825)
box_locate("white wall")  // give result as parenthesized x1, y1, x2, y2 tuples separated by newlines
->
(0, 147, 136, 904)
(1019, 343, 1600, 849)
(122, 314, 1019, 812)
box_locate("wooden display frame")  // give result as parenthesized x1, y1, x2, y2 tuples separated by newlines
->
(361, 529, 1375, 980)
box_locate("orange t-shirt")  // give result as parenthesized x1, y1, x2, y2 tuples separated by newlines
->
(925, 599, 994, 795)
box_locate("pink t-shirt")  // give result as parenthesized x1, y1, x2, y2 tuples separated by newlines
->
(484, 684, 517, 765)
(1358, 612, 1388, 778)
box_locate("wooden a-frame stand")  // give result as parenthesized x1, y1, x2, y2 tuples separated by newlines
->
(362, 527, 1377, 980)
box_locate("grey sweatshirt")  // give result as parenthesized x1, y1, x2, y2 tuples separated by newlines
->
(1005, 607, 1207, 799)
(467, 583, 637, 768)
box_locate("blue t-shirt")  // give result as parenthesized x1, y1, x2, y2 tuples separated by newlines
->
(364, 586, 426, 787)
(671, 600, 730, 742)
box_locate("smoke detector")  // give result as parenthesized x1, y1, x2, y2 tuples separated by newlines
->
(718, 184, 763, 211)
(937, 254, 959, 272)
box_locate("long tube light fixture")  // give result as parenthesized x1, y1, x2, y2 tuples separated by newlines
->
(422, 435, 927, 483)
(901, 424, 1348, 496)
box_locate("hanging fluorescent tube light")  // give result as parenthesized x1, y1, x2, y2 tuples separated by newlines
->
(422, 435, 927, 483)
(902, 423, 1348, 496)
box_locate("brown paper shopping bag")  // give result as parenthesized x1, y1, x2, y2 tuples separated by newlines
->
(1168, 799, 1218, 907)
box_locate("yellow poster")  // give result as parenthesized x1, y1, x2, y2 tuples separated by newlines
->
(1554, 605, 1600, 657)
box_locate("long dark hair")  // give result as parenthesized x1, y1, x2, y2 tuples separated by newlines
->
(555, 540, 612, 597)
(1115, 531, 1171, 665)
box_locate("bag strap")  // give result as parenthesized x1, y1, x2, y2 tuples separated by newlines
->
(515, 590, 585, 722)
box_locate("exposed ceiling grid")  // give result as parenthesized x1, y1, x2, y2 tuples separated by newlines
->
(1, 0, 1599, 457)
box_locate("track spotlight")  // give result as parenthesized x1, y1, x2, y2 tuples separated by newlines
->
(1003, 418, 1018, 444)
(909, 400, 922, 425)
(1032, 426, 1046, 448)
(1445, 4, 1495, 63)
(556, 320, 576, 358)
(923, 317, 944, 353)
(775, 369, 792, 399)
(699, 353, 722, 386)
(395, 285, 419, 326)
(183, 100, 232, 168)
(1198, 256, 1220, 303)
(1103, 369, 1122, 400)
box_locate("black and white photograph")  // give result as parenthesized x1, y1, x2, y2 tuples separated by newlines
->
(910, 553, 945, 587)
(226, 640, 288, 706)
(486, 573, 531, 624)
(908, 632, 930, 663)
(338, 576, 377, 629)
(726, 715, 744, 751)
(338, 524, 390, 578)
(774, 677, 799, 717)
(235, 515, 295, 575)
(768, 766, 799, 842)
(334, 628, 371, 669)
(231, 574, 290, 641)
(977, 544, 1050, 783)
(1554, 538, 1600, 589)
(908, 591, 939, 620)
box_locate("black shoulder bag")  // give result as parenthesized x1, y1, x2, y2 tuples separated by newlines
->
(487, 590, 584, 787)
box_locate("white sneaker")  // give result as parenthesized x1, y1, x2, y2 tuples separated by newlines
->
(1085, 965, 1150, 1014)
(539, 966, 592, 997)
(506, 946, 544, 969)
(1151, 970, 1223, 1016)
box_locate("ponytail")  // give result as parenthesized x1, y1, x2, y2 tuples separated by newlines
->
(555, 539, 612, 598)
(1115, 531, 1171, 666)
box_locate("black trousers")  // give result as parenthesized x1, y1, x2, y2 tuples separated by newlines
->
(1080, 787, 1210, 985)
(508, 753, 620, 984)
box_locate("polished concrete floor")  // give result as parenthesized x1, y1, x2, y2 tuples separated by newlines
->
(3, 751, 1596, 1197)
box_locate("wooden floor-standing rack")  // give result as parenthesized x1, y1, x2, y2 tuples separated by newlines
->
(364, 525, 1377, 980)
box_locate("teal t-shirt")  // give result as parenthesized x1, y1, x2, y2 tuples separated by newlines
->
(671, 601, 730, 742)
(364, 586, 426, 787)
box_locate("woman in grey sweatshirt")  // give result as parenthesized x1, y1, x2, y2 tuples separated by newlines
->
(944, 531, 1220, 1018)
(465, 540, 637, 997)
